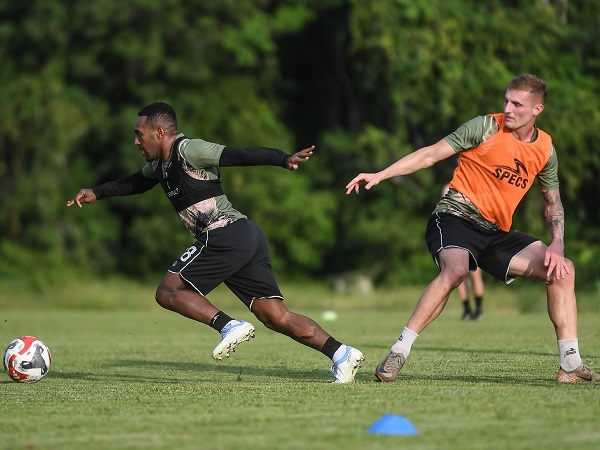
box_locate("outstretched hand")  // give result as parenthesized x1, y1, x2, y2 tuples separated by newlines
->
(67, 189, 97, 208)
(286, 145, 315, 170)
(345, 172, 383, 194)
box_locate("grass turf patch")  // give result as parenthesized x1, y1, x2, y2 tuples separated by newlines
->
(1, 309, 599, 450)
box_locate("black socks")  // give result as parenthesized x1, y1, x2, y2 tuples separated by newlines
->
(321, 336, 343, 360)
(210, 311, 234, 332)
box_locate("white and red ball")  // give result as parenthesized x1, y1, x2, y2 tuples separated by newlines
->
(3, 336, 51, 383)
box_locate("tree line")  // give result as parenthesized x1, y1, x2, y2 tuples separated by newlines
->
(1, 0, 598, 289)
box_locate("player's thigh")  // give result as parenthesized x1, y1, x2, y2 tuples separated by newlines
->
(157, 271, 186, 292)
(507, 240, 548, 281)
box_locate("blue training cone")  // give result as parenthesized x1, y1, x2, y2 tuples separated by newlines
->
(367, 414, 418, 436)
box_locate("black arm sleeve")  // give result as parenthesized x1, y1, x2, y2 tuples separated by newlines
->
(92, 171, 159, 200)
(219, 146, 291, 168)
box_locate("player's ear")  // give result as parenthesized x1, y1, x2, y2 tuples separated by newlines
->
(533, 103, 544, 117)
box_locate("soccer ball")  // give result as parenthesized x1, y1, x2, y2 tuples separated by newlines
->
(3, 336, 52, 383)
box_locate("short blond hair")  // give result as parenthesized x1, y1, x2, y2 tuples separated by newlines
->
(508, 74, 547, 104)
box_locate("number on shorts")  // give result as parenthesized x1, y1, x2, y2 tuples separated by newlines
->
(179, 245, 197, 262)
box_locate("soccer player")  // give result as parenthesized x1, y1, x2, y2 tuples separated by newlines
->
(68, 102, 364, 383)
(346, 74, 599, 383)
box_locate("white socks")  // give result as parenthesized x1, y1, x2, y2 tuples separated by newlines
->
(558, 338, 582, 372)
(390, 327, 419, 358)
(332, 345, 348, 363)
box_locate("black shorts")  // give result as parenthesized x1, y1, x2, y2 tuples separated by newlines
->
(425, 212, 539, 283)
(169, 219, 283, 309)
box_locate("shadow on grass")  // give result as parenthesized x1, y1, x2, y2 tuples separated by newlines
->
(418, 345, 556, 357)
(40, 359, 575, 388)
(419, 345, 599, 361)
(46, 359, 329, 383)
(392, 373, 562, 388)
(361, 342, 599, 359)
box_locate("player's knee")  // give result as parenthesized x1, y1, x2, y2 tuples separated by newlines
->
(155, 273, 185, 309)
(260, 310, 299, 335)
(155, 282, 179, 310)
(265, 312, 316, 340)
(252, 299, 287, 330)
(554, 258, 576, 284)
(257, 311, 284, 331)
(565, 258, 575, 274)
(155, 286, 170, 309)
(440, 266, 469, 289)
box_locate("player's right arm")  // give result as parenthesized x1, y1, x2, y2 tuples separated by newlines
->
(345, 139, 456, 194)
(345, 115, 493, 195)
(67, 169, 159, 207)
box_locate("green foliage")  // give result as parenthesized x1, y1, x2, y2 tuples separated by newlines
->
(0, 0, 598, 288)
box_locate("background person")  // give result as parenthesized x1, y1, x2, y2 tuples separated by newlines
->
(456, 267, 485, 320)
(68, 102, 364, 383)
(346, 74, 599, 384)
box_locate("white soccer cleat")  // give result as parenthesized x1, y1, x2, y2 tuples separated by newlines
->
(212, 321, 256, 360)
(331, 346, 364, 383)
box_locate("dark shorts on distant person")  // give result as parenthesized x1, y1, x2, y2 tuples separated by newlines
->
(169, 219, 283, 310)
(425, 212, 539, 283)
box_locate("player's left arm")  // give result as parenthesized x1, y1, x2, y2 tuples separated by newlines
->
(541, 187, 569, 281)
(219, 145, 314, 170)
(183, 137, 314, 171)
(538, 146, 569, 281)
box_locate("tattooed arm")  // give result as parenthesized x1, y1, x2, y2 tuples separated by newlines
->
(541, 187, 569, 281)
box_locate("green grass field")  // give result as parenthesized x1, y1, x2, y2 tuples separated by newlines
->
(1, 281, 599, 450)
